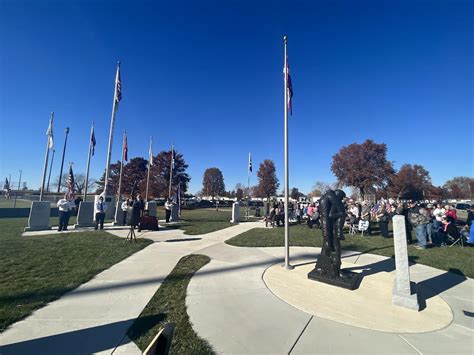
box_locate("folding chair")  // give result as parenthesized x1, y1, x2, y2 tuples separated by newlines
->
(448, 234, 464, 247)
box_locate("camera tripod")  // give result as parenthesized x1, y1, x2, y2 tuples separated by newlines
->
(125, 225, 137, 243)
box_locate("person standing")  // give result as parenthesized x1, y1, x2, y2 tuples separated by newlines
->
(121, 198, 130, 225)
(132, 194, 145, 231)
(95, 196, 107, 230)
(360, 201, 372, 236)
(408, 203, 430, 249)
(432, 203, 445, 232)
(57, 196, 73, 232)
(165, 198, 173, 223)
(376, 204, 390, 238)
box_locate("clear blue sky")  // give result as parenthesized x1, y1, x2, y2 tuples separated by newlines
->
(1, 0, 472, 194)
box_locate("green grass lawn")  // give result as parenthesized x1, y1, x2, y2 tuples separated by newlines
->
(127, 254, 214, 354)
(0, 218, 153, 332)
(157, 207, 234, 235)
(226, 223, 474, 278)
(0, 199, 32, 208)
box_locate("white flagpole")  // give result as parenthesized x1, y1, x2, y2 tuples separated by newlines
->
(283, 36, 293, 270)
(117, 130, 126, 202)
(103, 61, 120, 197)
(145, 136, 152, 200)
(84, 122, 94, 201)
(40, 112, 54, 201)
(168, 142, 174, 198)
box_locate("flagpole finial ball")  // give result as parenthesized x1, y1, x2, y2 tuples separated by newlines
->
(284, 35, 288, 42)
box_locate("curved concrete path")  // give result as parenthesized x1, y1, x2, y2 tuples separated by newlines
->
(2, 222, 473, 354)
(187, 244, 474, 354)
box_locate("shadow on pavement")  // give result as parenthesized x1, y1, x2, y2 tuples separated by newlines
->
(0, 314, 162, 355)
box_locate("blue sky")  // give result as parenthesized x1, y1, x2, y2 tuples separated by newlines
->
(1, 0, 472, 194)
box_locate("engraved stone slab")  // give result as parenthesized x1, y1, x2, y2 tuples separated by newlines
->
(146, 201, 157, 217)
(24, 201, 51, 231)
(114, 201, 126, 226)
(230, 202, 240, 223)
(170, 203, 179, 221)
(392, 215, 419, 311)
(74, 201, 95, 228)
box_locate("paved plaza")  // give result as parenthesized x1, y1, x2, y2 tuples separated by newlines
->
(1, 223, 473, 354)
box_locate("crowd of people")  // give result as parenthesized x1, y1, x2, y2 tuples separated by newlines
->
(264, 197, 474, 250)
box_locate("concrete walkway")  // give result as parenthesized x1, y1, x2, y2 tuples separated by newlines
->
(2, 221, 474, 354)
(0, 222, 261, 354)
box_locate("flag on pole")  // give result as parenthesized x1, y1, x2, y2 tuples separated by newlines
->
(171, 147, 175, 169)
(285, 55, 293, 115)
(3, 178, 9, 190)
(148, 137, 153, 166)
(248, 152, 252, 173)
(91, 125, 96, 156)
(114, 63, 122, 108)
(123, 132, 128, 161)
(66, 165, 75, 201)
(46, 114, 54, 149)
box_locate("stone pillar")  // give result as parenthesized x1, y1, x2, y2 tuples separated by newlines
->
(392, 215, 419, 311)
(75, 201, 95, 228)
(170, 203, 179, 221)
(230, 202, 240, 223)
(24, 201, 52, 231)
(146, 201, 157, 217)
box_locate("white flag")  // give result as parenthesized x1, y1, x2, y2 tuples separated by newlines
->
(148, 138, 153, 166)
(46, 113, 54, 149)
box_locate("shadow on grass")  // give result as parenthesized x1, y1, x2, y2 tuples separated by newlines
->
(0, 315, 162, 355)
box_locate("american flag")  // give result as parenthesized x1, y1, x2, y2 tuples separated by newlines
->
(248, 152, 252, 173)
(285, 55, 293, 115)
(66, 165, 75, 201)
(91, 124, 96, 156)
(114, 63, 122, 108)
(123, 132, 128, 161)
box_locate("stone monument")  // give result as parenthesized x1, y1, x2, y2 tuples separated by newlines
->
(113, 201, 126, 226)
(392, 215, 419, 311)
(307, 190, 360, 290)
(146, 201, 157, 217)
(230, 202, 240, 223)
(170, 203, 179, 221)
(24, 201, 52, 231)
(74, 201, 95, 228)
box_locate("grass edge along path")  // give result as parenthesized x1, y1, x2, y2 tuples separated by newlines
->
(127, 254, 214, 354)
(0, 218, 153, 332)
(225, 224, 474, 278)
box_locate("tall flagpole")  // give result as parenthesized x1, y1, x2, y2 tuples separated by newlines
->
(168, 143, 174, 198)
(247, 152, 250, 220)
(84, 122, 94, 201)
(145, 136, 152, 200)
(103, 61, 121, 197)
(40, 112, 54, 201)
(117, 130, 126, 202)
(46, 149, 55, 192)
(283, 36, 293, 270)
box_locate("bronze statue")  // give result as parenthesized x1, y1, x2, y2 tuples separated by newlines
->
(308, 189, 360, 290)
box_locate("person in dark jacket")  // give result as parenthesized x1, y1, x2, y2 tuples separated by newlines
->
(432, 216, 460, 247)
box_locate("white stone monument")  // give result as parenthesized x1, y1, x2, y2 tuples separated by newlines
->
(170, 203, 179, 221)
(230, 202, 240, 223)
(392, 215, 419, 311)
(24, 201, 51, 231)
(146, 201, 157, 217)
(74, 201, 95, 228)
(114, 201, 126, 226)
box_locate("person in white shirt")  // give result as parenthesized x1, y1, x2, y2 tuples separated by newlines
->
(121, 198, 130, 225)
(164, 198, 173, 223)
(95, 196, 108, 230)
(57, 196, 74, 232)
(432, 203, 445, 231)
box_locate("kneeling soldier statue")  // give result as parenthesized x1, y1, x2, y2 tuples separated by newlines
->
(308, 189, 360, 290)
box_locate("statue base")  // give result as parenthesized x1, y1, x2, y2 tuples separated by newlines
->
(308, 254, 361, 290)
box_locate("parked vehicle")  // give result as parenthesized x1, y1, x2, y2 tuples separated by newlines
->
(455, 202, 472, 222)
